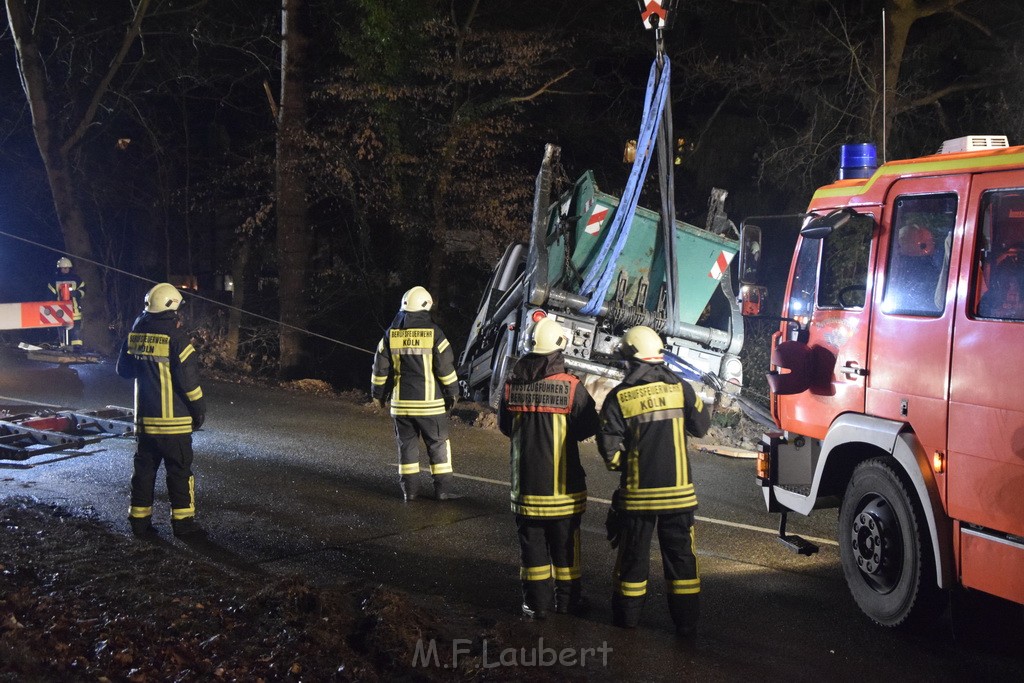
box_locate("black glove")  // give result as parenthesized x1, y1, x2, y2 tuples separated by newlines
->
(192, 412, 205, 430)
(444, 394, 459, 411)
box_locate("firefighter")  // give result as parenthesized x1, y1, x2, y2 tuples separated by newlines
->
(116, 283, 207, 539)
(371, 286, 462, 501)
(48, 257, 85, 348)
(598, 325, 711, 637)
(499, 317, 599, 619)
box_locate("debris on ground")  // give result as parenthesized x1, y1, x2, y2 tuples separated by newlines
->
(0, 501, 580, 682)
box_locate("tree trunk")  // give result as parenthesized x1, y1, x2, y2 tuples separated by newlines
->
(276, 0, 313, 378)
(5, 0, 116, 352)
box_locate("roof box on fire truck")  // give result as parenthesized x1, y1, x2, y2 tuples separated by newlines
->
(937, 135, 1009, 154)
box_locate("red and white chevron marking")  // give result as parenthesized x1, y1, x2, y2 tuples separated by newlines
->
(0, 301, 74, 330)
(708, 251, 734, 280)
(585, 202, 611, 236)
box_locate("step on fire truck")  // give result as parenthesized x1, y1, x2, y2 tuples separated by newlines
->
(738, 135, 1024, 626)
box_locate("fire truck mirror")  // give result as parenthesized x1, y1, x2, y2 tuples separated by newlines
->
(801, 207, 861, 239)
(766, 340, 812, 395)
(738, 224, 763, 285)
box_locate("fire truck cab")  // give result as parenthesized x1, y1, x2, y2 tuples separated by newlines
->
(739, 135, 1024, 626)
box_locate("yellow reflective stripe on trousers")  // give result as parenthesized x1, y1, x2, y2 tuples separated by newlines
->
(553, 529, 582, 580)
(171, 476, 196, 520)
(617, 579, 647, 597)
(430, 441, 453, 474)
(399, 462, 420, 475)
(520, 565, 553, 581)
(129, 506, 152, 518)
(669, 578, 701, 595)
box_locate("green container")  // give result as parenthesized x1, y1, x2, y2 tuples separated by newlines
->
(546, 171, 738, 325)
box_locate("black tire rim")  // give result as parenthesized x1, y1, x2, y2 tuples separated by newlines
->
(850, 494, 904, 593)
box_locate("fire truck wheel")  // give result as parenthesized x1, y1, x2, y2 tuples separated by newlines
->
(839, 458, 940, 628)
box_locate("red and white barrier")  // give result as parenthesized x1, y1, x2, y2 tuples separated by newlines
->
(0, 301, 74, 330)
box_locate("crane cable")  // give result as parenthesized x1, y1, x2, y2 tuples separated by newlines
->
(0, 228, 375, 356)
(577, 56, 671, 315)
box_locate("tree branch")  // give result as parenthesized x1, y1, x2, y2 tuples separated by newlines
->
(61, 0, 152, 155)
(898, 77, 1004, 113)
(508, 68, 575, 103)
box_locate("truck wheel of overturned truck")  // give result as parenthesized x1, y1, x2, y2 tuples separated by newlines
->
(839, 458, 941, 628)
(487, 330, 516, 410)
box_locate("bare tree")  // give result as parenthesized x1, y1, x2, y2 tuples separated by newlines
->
(4, 0, 153, 352)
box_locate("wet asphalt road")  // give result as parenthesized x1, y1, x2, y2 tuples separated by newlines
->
(1, 349, 1022, 681)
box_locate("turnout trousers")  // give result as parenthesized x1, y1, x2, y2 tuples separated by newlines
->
(129, 434, 196, 523)
(516, 514, 582, 612)
(393, 414, 454, 495)
(613, 511, 699, 630)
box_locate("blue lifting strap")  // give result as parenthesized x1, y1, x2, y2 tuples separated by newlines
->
(578, 57, 671, 315)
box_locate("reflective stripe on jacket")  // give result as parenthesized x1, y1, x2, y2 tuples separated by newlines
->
(49, 272, 85, 320)
(499, 352, 599, 518)
(371, 310, 459, 417)
(598, 362, 710, 514)
(116, 312, 205, 435)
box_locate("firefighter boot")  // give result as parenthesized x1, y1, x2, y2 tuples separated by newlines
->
(172, 517, 206, 539)
(521, 602, 548, 620)
(434, 476, 463, 501)
(400, 480, 418, 502)
(129, 516, 158, 540)
(555, 582, 590, 616)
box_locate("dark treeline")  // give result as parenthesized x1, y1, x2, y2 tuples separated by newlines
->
(1, 0, 1021, 388)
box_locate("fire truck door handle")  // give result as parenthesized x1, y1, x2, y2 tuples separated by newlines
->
(841, 361, 868, 378)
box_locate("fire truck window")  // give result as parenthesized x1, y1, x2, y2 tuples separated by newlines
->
(975, 190, 1024, 321)
(817, 214, 873, 309)
(788, 236, 819, 322)
(882, 194, 957, 317)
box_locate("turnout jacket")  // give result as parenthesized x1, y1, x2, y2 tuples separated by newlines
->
(598, 362, 710, 514)
(371, 310, 459, 417)
(116, 311, 206, 436)
(499, 352, 599, 518)
(49, 269, 85, 321)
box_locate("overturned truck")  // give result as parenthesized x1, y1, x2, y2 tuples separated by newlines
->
(459, 144, 744, 409)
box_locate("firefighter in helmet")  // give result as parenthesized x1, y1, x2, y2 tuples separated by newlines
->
(48, 256, 86, 348)
(371, 286, 462, 501)
(598, 325, 711, 637)
(499, 317, 599, 619)
(116, 283, 207, 539)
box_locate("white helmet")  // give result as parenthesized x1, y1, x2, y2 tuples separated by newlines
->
(400, 286, 433, 312)
(620, 325, 664, 363)
(144, 283, 184, 313)
(529, 317, 568, 355)
(57, 257, 73, 269)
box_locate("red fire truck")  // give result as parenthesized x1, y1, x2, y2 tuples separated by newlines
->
(738, 135, 1024, 626)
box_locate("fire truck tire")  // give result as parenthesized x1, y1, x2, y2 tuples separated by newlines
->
(487, 329, 515, 410)
(839, 458, 941, 628)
